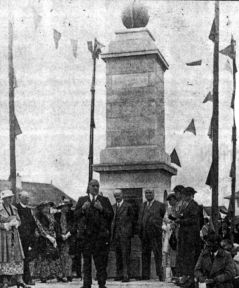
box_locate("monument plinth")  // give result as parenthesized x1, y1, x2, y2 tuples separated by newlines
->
(94, 2, 176, 278)
(94, 27, 176, 201)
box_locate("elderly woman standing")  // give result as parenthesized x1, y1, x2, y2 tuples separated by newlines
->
(0, 190, 29, 288)
(33, 201, 65, 283)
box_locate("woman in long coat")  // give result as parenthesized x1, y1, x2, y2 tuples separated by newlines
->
(0, 190, 29, 288)
(33, 201, 65, 283)
(55, 198, 76, 282)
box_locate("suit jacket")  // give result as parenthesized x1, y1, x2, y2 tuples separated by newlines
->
(16, 203, 36, 245)
(111, 201, 134, 240)
(194, 247, 235, 288)
(74, 194, 114, 244)
(138, 200, 166, 239)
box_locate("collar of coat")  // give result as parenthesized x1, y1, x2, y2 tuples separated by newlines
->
(202, 247, 225, 258)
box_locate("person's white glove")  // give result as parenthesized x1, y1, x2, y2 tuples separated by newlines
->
(53, 240, 57, 248)
(14, 220, 20, 229)
(4, 223, 11, 231)
(65, 232, 71, 239)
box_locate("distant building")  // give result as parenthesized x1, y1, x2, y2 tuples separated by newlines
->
(203, 206, 228, 218)
(0, 179, 76, 207)
(224, 192, 239, 216)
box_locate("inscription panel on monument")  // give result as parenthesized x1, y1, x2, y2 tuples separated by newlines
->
(112, 73, 149, 89)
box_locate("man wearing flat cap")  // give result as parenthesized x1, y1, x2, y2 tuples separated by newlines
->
(16, 191, 37, 285)
(138, 189, 166, 281)
(74, 179, 114, 288)
(175, 187, 201, 286)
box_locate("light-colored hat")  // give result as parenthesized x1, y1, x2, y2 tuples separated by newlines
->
(57, 198, 72, 209)
(1, 190, 14, 199)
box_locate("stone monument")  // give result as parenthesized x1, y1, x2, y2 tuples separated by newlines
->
(94, 1, 177, 278)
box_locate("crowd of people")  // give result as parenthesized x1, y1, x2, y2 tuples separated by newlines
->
(0, 181, 239, 288)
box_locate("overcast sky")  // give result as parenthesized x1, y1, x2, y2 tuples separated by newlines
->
(0, 0, 238, 206)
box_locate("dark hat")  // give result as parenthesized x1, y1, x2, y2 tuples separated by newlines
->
(57, 198, 73, 209)
(167, 193, 176, 201)
(37, 201, 55, 210)
(173, 185, 184, 193)
(182, 187, 196, 195)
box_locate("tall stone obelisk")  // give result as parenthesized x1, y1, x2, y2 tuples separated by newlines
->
(94, 1, 177, 278)
(94, 2, 176, 202)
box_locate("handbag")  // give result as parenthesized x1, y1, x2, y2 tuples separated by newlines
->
(169, 230, 177, 250)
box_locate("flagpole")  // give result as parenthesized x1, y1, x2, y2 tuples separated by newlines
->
(230, 37, 237, 241)
(88, 39, 97, 182)
(211, 0, 219, 233)
(8, 19, 17, 196)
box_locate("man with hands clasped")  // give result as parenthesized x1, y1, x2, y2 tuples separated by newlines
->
(75, 179, 114, 288)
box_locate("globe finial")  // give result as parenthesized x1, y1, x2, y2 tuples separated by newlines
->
(121, 0, 149, 29)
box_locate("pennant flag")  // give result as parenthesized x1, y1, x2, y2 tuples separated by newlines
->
(87, 41, 93, 53)
(203, 91, 213, 103)
(206, 162, 213, 188)
(224, 59, 233, 74)
(231, 91, 235, 109)
(170, 149, 181, 167)
(14, 115, 22, 137)
(32, 7, 42, 30)
(71, 39, 78, 58)
(233, 59, 238, 74)
(53, 29, 61, 49)
(220, 44, 235, 59)
(229, 162, 235, 178)
(209, 18, 216, 42)
(186, 60, 202, 66)
(94, 38, 105, 59)
(208, 117, 213, 141)
(184, 119, 196, 135)
(13, 69, 17, 89)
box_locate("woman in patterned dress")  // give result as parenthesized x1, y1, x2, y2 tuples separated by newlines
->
(33, 201, 65, 283)
(0, 190, 30, 288)
(55, 198, 76, 282)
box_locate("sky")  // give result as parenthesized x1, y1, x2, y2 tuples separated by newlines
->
(0, 0, 238, 206)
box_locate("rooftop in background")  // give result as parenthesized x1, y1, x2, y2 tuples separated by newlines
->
(224, 191, 239, 200)
(0, 180, 76, 207)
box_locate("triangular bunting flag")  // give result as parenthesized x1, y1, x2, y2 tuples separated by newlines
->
(224, 59, 232, 74)
(87, 41, 93, 53)
(184, 119, 196, 135)
(14, 115, 22, 137)
(170, 149, 181, 167)
(206, 162, 213, 188)
(220, 44, 235, 59)
(71, 39, 78, 58)
(53, 29, 61, 49)
(203, 91, 213, 103)
(94, 38, 105, 59)
(208, 117, 213, 141)
(32, 7, 42, 30)
(209, 18, 216, 43)
(186, 60, 202, 66)
(233, 58, 237, 74)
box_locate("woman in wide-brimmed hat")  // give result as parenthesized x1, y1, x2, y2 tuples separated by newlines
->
(55, 198, 76, 282)
(33, 201, 65, 283)
(0, 190, 30, 288)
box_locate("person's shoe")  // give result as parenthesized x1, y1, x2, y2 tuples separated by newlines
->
(122, 277, 130, 283)
(57, 277, 67, 283)
(67, 277, 73, 282)
(25, 280, 35, 286)
(40, 279, 47, 283)
(141, 276, 150, 280)
(114, 277, 123, 281)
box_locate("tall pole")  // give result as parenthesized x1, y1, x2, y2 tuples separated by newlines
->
(8, 19, 16, 196)
(211, 0, 219, 233)
(88, 39, 97, 182)
(230, 37, 237, 241)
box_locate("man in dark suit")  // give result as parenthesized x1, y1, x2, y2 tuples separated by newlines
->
(74, 179, 114, 288)
(111, 189, 134, 282)
(16, 191, 37, 285)
(138, 189, 166, 281)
